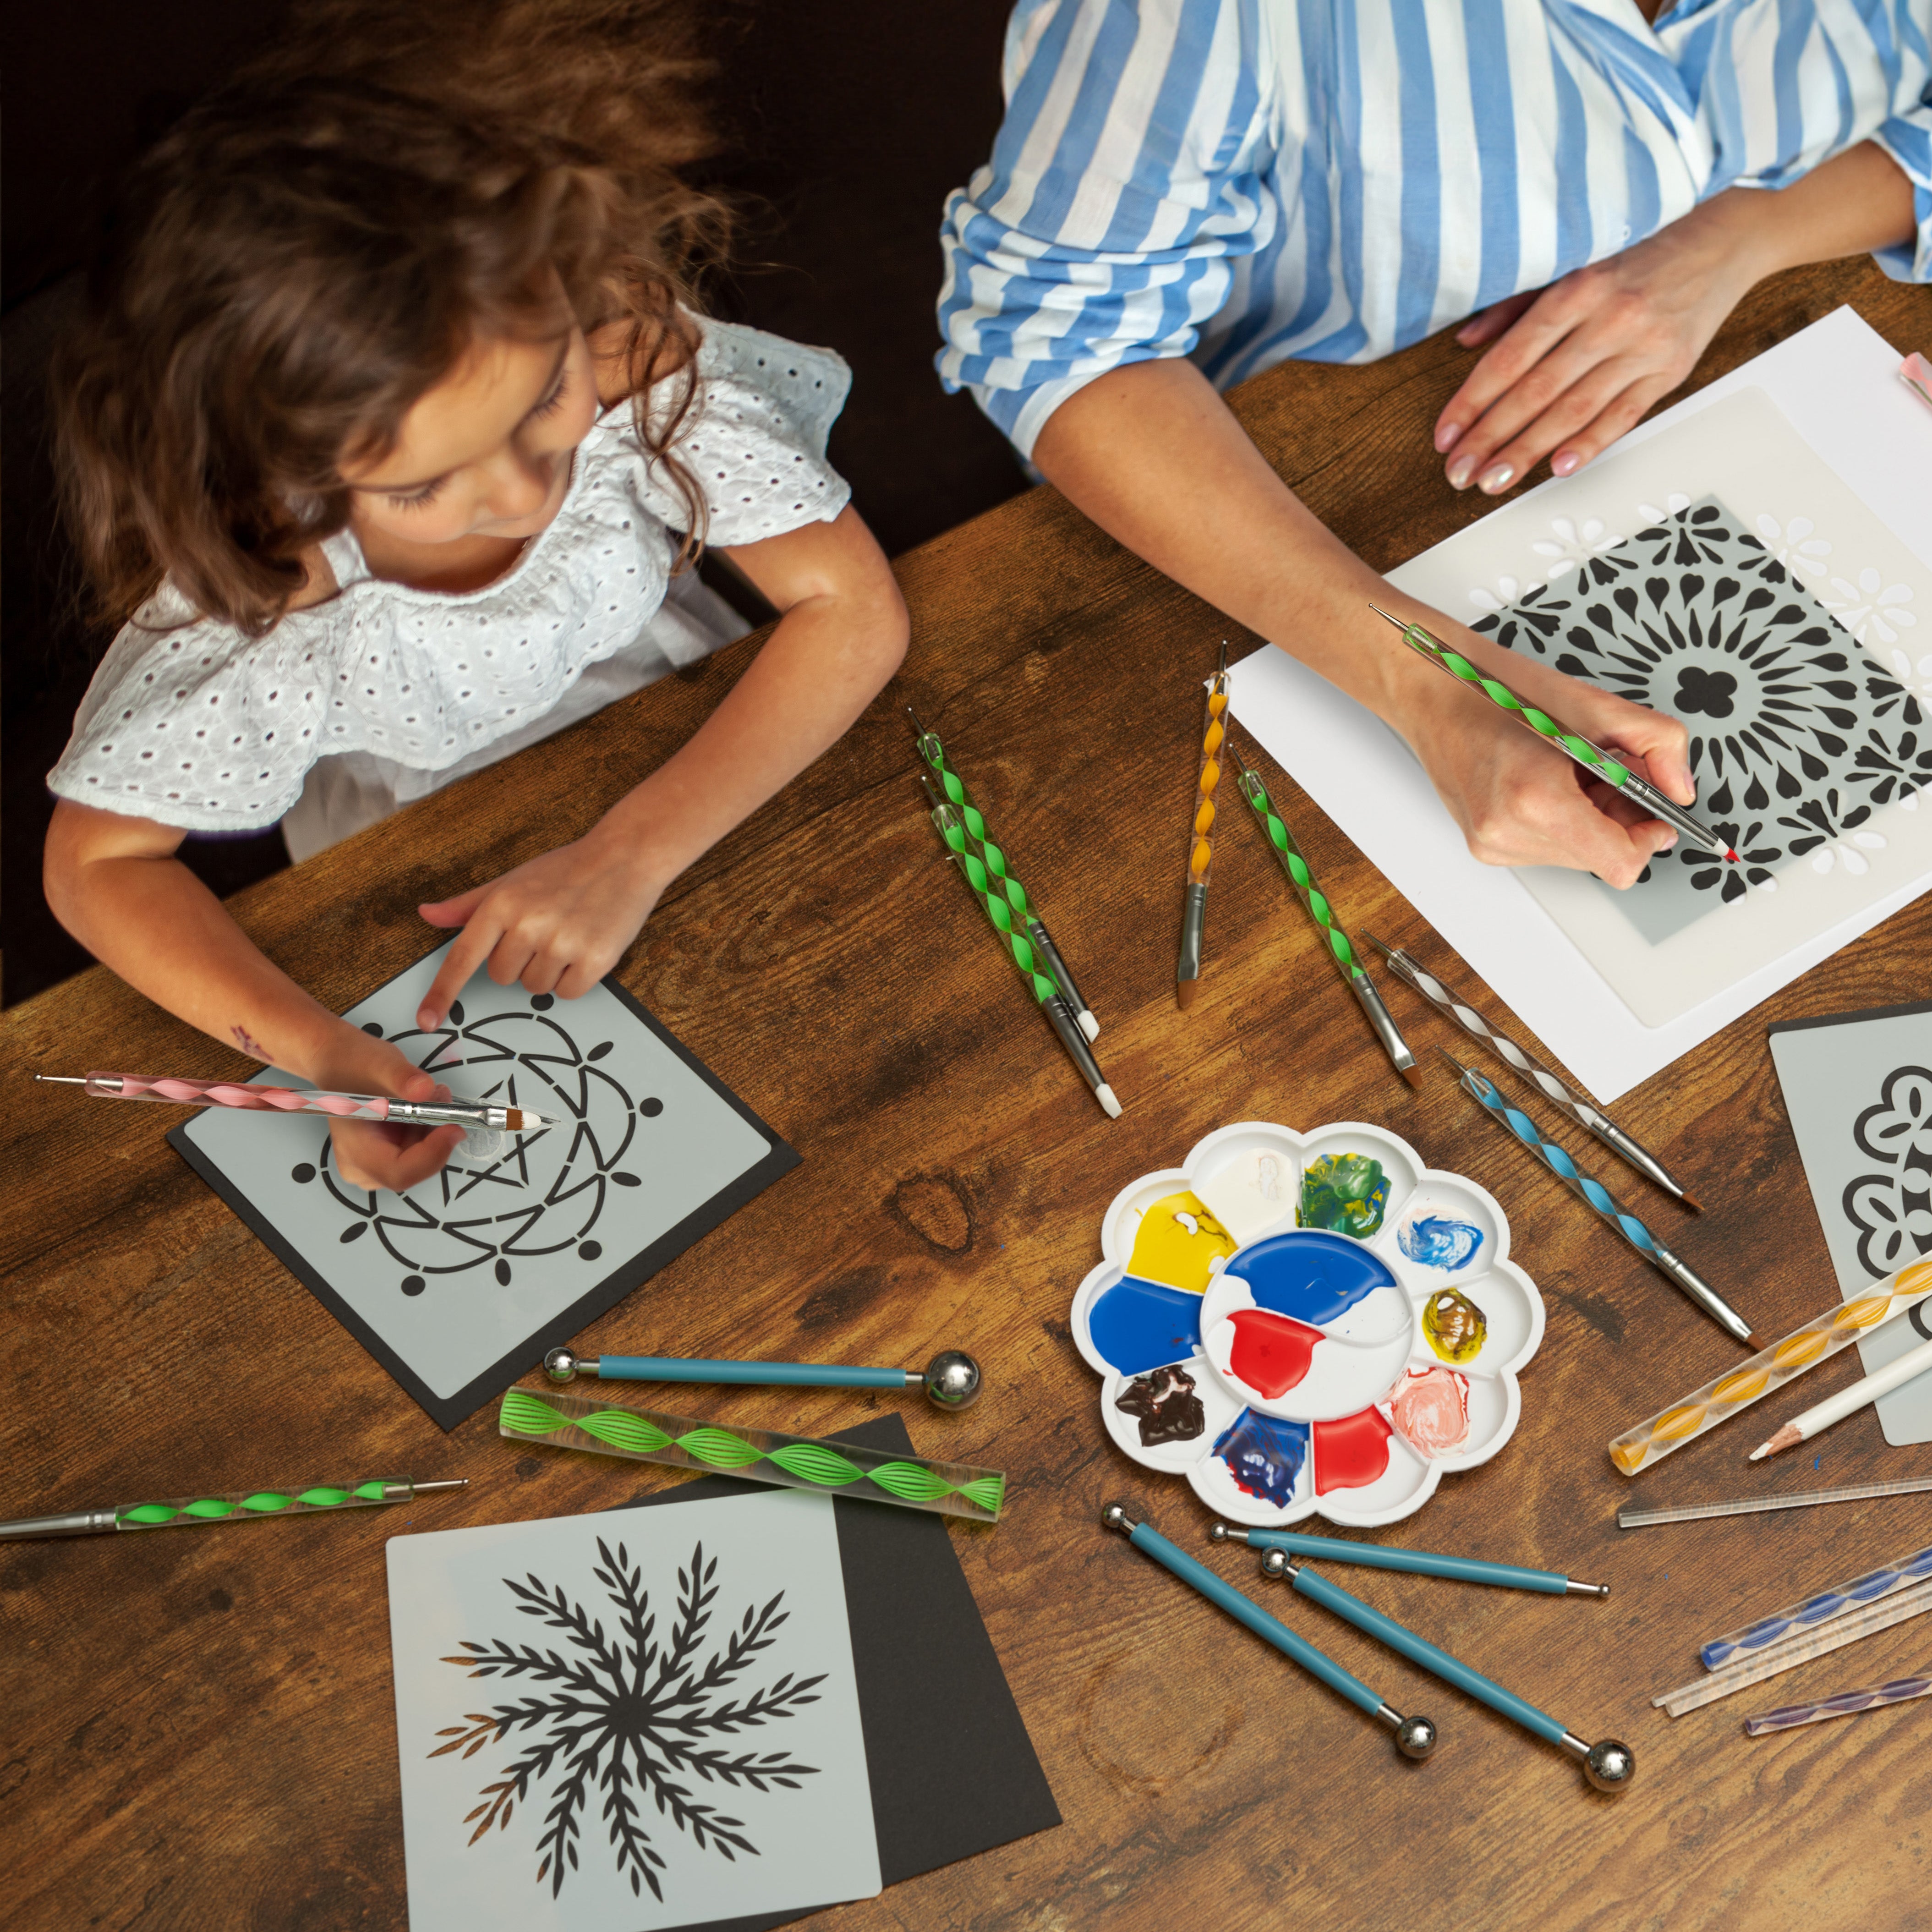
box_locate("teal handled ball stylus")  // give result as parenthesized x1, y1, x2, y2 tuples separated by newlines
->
(1211, 1524, 1609, 1598)
(543, 1346, 983, 1409)
(1253, 1546, 1633, 1790)
(1100, 1501, 1438, 1760)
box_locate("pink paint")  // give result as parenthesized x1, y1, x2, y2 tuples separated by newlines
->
(1388, 1368, 1470, 1457)
(1312, 1408, 1393, 1494)
(1226, 1308, 1323, 1399)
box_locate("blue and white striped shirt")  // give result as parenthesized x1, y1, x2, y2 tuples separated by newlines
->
(937, 0, 1932, 457)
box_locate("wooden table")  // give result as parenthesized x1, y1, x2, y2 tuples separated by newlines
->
(6, 259, 1929, 1932)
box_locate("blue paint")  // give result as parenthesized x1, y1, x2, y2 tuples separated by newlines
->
(1087, 1275, 1204, 1377)
(1223, 1231, 1397, 1326)
(1398, 1215, 1485, 1271)
(1212, 1408, 1310, 1508)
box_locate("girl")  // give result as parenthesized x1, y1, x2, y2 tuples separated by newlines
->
(43, 2, 909, 1193)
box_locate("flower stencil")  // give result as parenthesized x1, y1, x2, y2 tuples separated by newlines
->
(1842, 1067, 1932, 1279)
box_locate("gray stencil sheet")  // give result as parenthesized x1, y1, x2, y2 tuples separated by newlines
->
(172, 942, 794, 1426)
(389, 1489, 881, 1932)
(1394, 385, 1932, 1028)
(1769, 1001, 1932, 1447)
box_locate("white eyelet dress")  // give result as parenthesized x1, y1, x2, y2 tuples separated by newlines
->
(49, 319, 853, 862)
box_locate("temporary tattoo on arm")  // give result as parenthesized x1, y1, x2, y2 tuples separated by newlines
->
(231, 1025, 270, 1059)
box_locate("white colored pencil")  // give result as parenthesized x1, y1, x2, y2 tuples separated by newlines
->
(1750, 1332, 1932, 1460)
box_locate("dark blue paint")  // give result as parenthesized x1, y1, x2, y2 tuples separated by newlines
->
(1213, 1409, 1310, 1508)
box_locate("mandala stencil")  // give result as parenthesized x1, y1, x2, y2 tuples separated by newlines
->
(1472, 494, 1916, 945)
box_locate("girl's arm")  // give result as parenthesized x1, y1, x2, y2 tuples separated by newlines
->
(413, 503, 908, 1026)
(1029, 357, 1694, 885)
(1434, 141, 1920, 495)
(43, 800, 468, 1190)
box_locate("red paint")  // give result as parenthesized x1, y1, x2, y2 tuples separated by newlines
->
(1313, 1408, 1394, 1494)
(1226, 1308, 1323, 1398)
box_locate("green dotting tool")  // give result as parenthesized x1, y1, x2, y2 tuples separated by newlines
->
(1367, 605, 1736, 860)
(500, 1388, 1007, 1521)
(1229, 744, 1417, 1083)
(930, 798, 1121, 1119)
(0, 1477, 467, 1540)
(909, 707, 1097, 1039)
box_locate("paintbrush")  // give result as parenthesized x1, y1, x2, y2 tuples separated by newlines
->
(1176, 643, 1230, 1010)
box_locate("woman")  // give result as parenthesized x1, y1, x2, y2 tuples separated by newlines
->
(937, 0, 1930, 885)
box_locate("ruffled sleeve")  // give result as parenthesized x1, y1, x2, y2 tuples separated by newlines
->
(47, 586, 330, 831)
(630, 319, 853, 547)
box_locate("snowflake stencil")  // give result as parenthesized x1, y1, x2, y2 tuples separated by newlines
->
(432, 1538, 824, 1905)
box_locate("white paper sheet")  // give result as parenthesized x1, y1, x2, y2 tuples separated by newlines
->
(1231, 307, 1932, 1103)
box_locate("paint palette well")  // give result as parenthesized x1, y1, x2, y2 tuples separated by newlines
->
(1072, 1121, 1543, 1528)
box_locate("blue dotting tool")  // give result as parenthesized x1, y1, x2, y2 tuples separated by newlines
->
(1100, 1503, 1438, 1760)
(1441, 1050, 1755, 1348)
(1253, 1546, 1634, 1790)
(543, 1346, 982, 1410)
(1210, 1524, 1609, 1598)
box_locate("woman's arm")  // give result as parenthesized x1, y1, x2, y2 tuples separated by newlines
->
(44, 800, 468, 1189)
(1030, 356, 1694, 883)
(413, 503, 909, 1025)
(1434, 141, 1920, 496)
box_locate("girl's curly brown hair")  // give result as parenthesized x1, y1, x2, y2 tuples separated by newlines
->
(54, 0, 731, 639)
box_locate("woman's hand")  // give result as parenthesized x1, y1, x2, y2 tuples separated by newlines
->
(309, 1023, 469, 1193)
(1432, 215, 1760, 497)
(415, 828, 664, 1030)
(1433, 143, 1920, 496)
(1385, 620, 1696, 887)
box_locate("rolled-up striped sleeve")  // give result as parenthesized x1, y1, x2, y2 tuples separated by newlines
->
(1872, 50, 1932, 282)
(936, 0, 1276, 459)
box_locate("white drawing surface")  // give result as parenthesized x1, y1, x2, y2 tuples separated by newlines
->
(389, 1489, 881, 1930)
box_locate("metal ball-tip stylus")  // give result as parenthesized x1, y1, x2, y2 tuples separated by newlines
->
(1100, 1501, 1438, 1761)
(542, 1346, 983, 1410)
(1254, 1547, 1634, 1791)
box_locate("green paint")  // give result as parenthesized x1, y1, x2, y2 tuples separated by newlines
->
(499, 1390, 1005, 1519)
(1298, 1152, 1392, 1239)
(1408, 628, 1631, 786)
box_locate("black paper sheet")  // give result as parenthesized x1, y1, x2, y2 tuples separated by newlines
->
(625, 1412, 1061, 1930)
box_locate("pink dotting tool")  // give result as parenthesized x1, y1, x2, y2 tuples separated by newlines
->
(36, 1073, 552, 1133)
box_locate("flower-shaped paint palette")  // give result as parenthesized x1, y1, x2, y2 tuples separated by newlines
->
(1074, 1122, 1543, 1527)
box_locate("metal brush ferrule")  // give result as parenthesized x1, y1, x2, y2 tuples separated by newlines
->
(1177, 883, 1208, 983)
(1349, 971, 1417, 1076)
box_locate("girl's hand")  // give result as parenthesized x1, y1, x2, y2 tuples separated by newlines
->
(1385, 621, 1695, 887)
(311, 1025, 468, 1193)
(1432, 212, 1762, 496)
(414, 829, 664, 1029)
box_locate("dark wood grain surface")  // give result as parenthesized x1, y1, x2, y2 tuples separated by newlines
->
(5, 260, 1930, 1932)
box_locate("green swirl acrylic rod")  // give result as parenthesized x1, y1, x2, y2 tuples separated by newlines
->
(909, 706, 1098, 1040)
(0, 1476, 467, 1540)
(1228, 742, 1417, 1082)
(500, 1388, 1006, 1522)
(1368, 605, 1737, 860)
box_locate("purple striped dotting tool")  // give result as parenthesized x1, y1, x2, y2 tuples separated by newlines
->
(1744, 1675, 1932, 1737)
(1701, 1543, 1932, 1670)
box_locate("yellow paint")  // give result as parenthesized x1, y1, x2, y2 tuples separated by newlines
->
(1127, 1190, 1237, 1293)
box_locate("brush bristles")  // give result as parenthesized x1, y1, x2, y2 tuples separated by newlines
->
(1177, 980, 1199, 1011)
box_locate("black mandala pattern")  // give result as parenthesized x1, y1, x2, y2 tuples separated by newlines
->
(432, 1538, 825, 1904)
(1843, 1066, 1932, 1280)
(291, 991, 664, 1293)
(1472, 496, 1904, 941)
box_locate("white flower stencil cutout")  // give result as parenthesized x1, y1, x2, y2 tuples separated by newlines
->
(1820, 568, 1917, 647)
(1753, 513, 1833, 580)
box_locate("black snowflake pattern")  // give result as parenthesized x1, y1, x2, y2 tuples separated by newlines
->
(431, 1537, 825, 1904)
(291, 990, 663, 1295)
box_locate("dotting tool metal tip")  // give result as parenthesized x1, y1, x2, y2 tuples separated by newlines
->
(1561, 1735, 1637, 1792)
(414, 1479, 471, 1494)
(35, 1074, 86, 1084)
(1100, 1499, 1139, 1534)
(1567, 1579, 1612, 1599)
(921, 1350, 983, 1410)
(1368, 604, 1406, 631)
